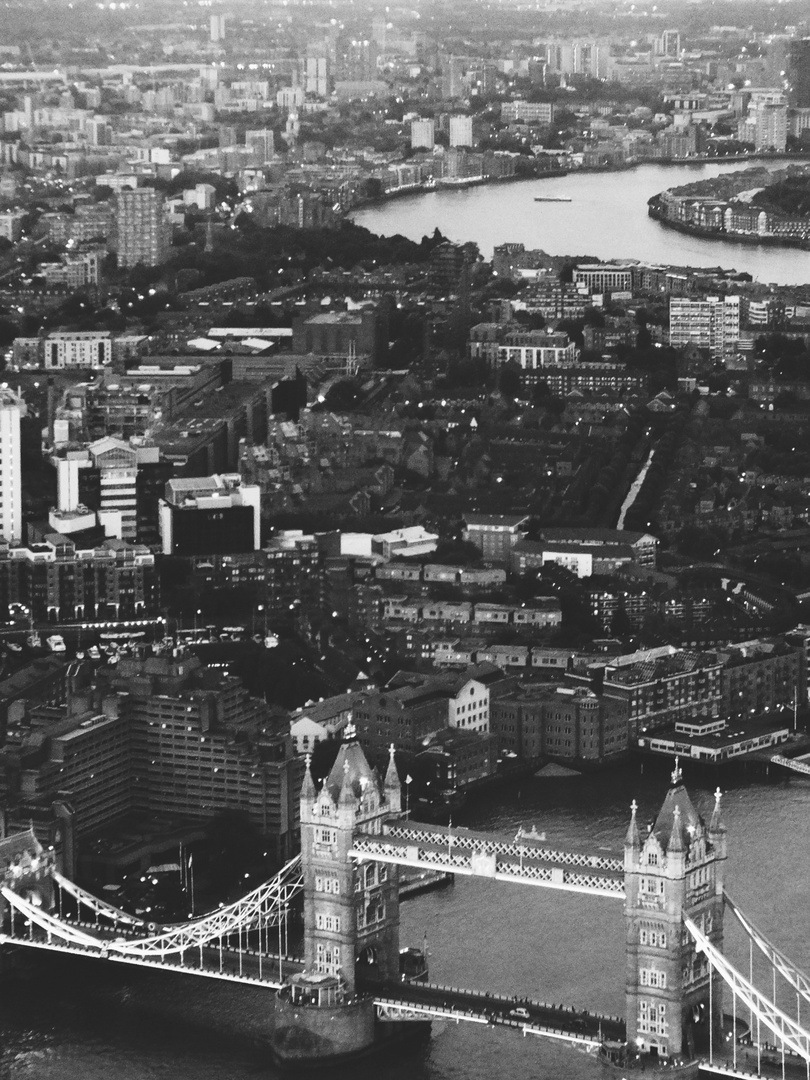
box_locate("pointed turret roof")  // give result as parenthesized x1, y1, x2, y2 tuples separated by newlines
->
(709, 786, 725, 834)
(668, 803, 685, 854)
(384, 743, 400, 791)
(651, 758, 701, 852)
(625, 799, 641, 849)
(324, 722, 379, 804)
(301, 753, 317, 802)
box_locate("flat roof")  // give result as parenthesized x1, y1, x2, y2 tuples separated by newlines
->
(640, 716, 789, 751)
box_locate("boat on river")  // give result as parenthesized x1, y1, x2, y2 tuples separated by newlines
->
(535, 195, 572, 202)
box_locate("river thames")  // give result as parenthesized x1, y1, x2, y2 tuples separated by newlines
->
(353, 161, 810, 286)
(2, 759, 809, 1080)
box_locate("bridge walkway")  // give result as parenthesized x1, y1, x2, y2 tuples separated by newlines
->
(352, 820, 624, 897)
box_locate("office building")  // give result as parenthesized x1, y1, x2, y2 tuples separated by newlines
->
(116, 188, 169, 270)
(54, 437, 172, 545)
(159, 474, 261, 555)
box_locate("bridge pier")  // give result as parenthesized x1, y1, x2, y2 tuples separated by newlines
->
(272, 975, 378, 1065)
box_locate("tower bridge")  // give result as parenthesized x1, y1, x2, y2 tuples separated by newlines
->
(0, 733, 806, 1078)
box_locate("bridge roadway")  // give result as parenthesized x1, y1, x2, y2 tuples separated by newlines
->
(370, 979, 626, 1047)
(351, 819, 625, 898)
(0, 918, 304, 989)
(772, 754, 810, 777)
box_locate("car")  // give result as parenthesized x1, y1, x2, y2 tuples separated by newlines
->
(46, 635, 66, 653)
(509, 1008, 530, 1020)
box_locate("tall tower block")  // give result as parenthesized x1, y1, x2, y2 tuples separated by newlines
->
(0, 389, 23, 543)
(624, 763, 727, 1060)
(299, 727, 402, 992)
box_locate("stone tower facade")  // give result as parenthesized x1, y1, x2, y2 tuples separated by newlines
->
(299, 728, 402, 993)
(624, 763, 727, 1060)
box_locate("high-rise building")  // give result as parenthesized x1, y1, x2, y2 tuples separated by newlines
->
(443, 56, 467, 99)
(209, 13, 226, 42)
(245, 128, 275, 165)
(116, 188, 168, 270)
(85, 118, 111, 146)
(305, 57, 329, 98)
(448, 114, 473, 146)
(658, 30, 681, 57)
(0, 390, 23, 543)
(669, 296, 741, 357)
(753, 101, 788, 150)
(410, 117, 435, 149)
(789, 38, 810, 107)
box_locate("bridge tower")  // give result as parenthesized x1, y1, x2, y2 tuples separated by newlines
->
(624, 762, 727, 1061)
(299, 725, 402, 992)
(272, 728, 405, 1066)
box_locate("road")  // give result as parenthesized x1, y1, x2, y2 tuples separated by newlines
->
(370, 978, 626, 1043)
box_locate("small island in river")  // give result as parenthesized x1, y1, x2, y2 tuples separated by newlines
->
(648, 163, 810, 247)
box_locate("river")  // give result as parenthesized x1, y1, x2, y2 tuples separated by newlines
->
(2, 757, 808, 1080)
(352, 161, 810, 285)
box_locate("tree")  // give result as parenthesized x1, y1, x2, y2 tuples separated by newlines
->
(204, 810, 268, 894)
(324, 378, 362, 411)
(498, 363, 522, 400)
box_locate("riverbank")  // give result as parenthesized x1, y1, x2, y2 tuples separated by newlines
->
(648, 195, 810, 250)
(351, 152, 810, 218)
(350, 168, 566, 212)
(352, 158, 810, 283)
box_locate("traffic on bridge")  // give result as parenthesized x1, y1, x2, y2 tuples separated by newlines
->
(371, 979, 626, 1048)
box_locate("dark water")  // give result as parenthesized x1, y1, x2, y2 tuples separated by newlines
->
(1, 758, 807, 1079)
(352, 160, 810, 285)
